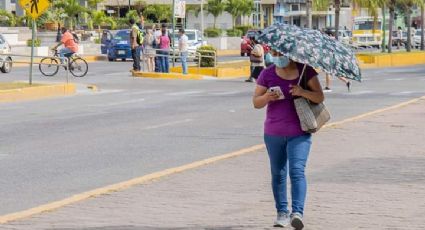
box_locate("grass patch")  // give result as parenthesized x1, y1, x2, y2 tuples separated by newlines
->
(0, 82, 42, 90)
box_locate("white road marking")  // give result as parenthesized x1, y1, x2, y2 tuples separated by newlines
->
(385, 78, 404, 81)
(103, 72, 131, 76)
(92, 98, 145, 107)
(390, 91, 415, 96)
(209, 91, 241, 96)
(124, 90, 165, 95)
(141, 119, 193, 130)
(349, 90, 375, 95)
(166, 90, 203, 96)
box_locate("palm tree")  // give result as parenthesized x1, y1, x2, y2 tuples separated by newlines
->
(397, 0, 423, 52)
(388, 0, 398, 53)
(88, 0, 105, 10)
(421, 2, 424, 50)
(240, 0, 254, 26)
(206, 0, 225, 28)
(55, 0, 87, 30)
(143, 5, 172, 23)
(306, 0, 313, 28)
(225, 0, 244, 28)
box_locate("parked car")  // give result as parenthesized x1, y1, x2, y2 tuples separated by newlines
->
(0, 33, 12, 73)
(101, 30, 133, 62)
(240, 30, 259, 56)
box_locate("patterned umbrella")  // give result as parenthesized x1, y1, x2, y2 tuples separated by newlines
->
(256, 23, 361, 82)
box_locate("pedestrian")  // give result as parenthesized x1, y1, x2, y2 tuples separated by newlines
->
(129, 18, 140, 72)
(324, 73, 351, 92)
(397, 26, 403, 50)
(154, 24, 162, 72)
(159, 24, 170, 73)
(178, 29, 189, 75)
(252, 49, 324, 229)
(245, 37, 265, 82)
(144, 28, 156, 72)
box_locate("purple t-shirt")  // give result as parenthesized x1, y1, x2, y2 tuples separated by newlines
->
(257, 63, 318, 137)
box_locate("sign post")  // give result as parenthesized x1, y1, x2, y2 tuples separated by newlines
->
(18, 0, 50, 85)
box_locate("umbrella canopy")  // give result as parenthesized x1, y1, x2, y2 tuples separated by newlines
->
(256, 23, 361, 82)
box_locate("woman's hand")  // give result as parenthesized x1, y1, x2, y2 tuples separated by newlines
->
(264, 91, 280, 102)
(289, 84, 305, 97)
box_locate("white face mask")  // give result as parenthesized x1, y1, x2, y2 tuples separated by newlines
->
(273, 56, 290, 68)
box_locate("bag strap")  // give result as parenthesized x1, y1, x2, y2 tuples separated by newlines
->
(297, 64, 307, 86)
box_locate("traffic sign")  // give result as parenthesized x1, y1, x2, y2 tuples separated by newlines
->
(19, 0, 50, 19)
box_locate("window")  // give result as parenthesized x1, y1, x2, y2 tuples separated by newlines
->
(291, 4, 300, 11)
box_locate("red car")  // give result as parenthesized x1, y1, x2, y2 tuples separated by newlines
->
(241, 30, 270, 56)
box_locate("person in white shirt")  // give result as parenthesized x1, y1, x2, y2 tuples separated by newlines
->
(178, 29, 189, 75)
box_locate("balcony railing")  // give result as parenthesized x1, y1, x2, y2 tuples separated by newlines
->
(282, 0, 306, 3)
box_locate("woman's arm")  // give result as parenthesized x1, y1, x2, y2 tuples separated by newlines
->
(253, 85, 279, 109)
(289, 75, 324, 104)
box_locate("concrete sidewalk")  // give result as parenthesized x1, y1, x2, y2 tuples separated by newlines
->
(2, 98, 425, 230)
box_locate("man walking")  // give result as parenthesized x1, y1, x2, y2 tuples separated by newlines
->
(130, 18, 140, 72)
(178, 29, 189, 75)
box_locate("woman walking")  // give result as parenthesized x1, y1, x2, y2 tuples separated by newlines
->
(143, 28, 156, 72)
(252, 50, 324, 229)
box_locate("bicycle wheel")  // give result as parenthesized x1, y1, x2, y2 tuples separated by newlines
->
(69, 58, 88, 77)
(39, 58, 59, 77)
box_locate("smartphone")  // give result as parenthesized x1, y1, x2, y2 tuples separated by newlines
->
(268, 86, 285, 100)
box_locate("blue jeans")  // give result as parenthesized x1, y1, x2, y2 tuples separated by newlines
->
(59, 47, 73, 63)
(264, 134, 312, 215)
(159, 50, 169, 73)
(180, 51, 188, 74)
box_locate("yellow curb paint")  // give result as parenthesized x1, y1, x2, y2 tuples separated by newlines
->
(1, 95, 424, 224)
(132, 71, 203, 80)
(0, 83, 76, 103)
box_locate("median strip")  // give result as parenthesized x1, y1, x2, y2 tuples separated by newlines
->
(0, 82, 76, 103)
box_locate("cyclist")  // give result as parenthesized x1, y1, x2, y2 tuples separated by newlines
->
(52, 27, 78, 63)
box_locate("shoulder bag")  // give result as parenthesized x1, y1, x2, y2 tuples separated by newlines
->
(293, 65, 331, 133)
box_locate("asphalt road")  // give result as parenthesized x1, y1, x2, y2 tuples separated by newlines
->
(0, 61, 425, 216)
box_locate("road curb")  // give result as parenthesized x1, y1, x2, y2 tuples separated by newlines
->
(1, 95, 424, 224)
(132, 71, 204, 80)
(0, 83, 76, 103)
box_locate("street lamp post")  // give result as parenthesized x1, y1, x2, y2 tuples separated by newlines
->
(200, 0, 204, 39)
(128, 0, 131, 11)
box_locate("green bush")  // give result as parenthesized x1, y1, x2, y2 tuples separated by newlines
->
(204, 28, 222, 38)
(94, 38, 101, 44)
(226, 29, 243, 37)
(26, 39, 41, 47)
(235, 26, 254, 35)
(197, 45, 217, 67)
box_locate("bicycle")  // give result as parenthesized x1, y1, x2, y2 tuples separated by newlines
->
(39, 49, 88, 77)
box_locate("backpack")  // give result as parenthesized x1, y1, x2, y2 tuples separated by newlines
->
(71, 32, 80, 44)
(132, 25, 144, 45)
